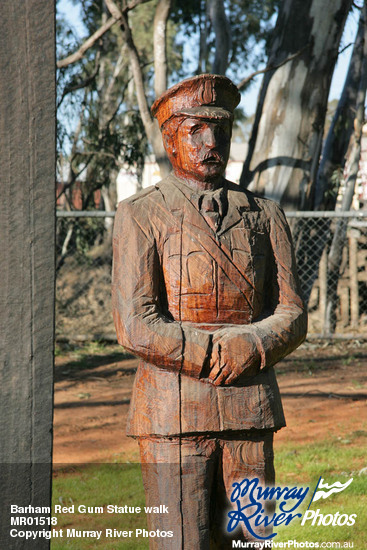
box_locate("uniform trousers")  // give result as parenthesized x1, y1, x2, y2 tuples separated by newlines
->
(138, 431, 275, 550)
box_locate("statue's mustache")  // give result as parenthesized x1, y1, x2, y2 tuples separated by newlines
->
(201, 152, 223, 163)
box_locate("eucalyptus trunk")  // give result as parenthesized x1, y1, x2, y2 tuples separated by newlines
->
(295, 5, 365, 305)
(325, 2, 367, 332)
(208, 0, 231, 75)
(241, 0, 353, 211)
(315, 8, 365, 211)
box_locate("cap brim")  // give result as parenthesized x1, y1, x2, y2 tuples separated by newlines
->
(175, 106, 233, 120)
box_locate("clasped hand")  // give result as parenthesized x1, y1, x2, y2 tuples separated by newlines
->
(208, 328, 260, 386)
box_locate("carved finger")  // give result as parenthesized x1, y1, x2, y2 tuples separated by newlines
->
(209, 364, 220, 382)
(208, 345, 221, 381)
(212, 363, 230, 386)
(223, 369, 240, 385)
(224, 362, 257, 385)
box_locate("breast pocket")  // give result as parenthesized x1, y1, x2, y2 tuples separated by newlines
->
(230, 227, 270, 291)
(185, 250, 214, 293)
(164, 233, 215, 296)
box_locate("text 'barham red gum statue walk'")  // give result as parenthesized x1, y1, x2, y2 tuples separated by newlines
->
(112, 74, 307, 549)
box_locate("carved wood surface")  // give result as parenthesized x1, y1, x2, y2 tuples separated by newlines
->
(112, 74, 307, 546)
(112, 173, 307, 439)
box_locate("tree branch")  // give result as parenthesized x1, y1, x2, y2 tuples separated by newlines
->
(57, 17, 118, 68)
(103, 1, 155, 141)
(76, 149, 122, 164)
(105, 0, 153, 17)
(102, 48, 126, 119)
(126, 0, 153, 10)
(338, 41, 353, 55)
(57, 92, 90, 201)
(104, 0, 123, 18)
(57, 0, 154, 69)
(58, 52, 101, 107)
(103, 0, 169, 174)
(237, 47, 308, 91)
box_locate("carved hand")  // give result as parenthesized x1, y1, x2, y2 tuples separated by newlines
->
(208, 328, 261, 386)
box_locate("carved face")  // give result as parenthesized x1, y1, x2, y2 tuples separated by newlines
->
(162, 116, 232, 188)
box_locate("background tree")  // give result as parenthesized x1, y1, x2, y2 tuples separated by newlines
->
(324, 1, 367, 332)
(57, 0, 367, 331)
(57, 0, 280, 195)
(297, 4, 365, 305)
(56, 0, 182, 258)
(315, 10, 365, 212)
(240, 0, 353, 211)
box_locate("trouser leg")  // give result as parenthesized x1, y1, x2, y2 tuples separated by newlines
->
(213, 432, 275, 548)
(138, 432, 275, 550)
(138, 436, 217, 550)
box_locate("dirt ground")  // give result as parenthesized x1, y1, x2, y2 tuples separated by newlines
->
(53, 341, 367, 465)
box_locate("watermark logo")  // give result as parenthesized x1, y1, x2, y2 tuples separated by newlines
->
(308, 476, 353, 505)
(227, 478, 309, 540)
(301, 476, 356, 527)
(227, 476, 356, 540)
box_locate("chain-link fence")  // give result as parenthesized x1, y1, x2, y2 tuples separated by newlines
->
(56, 210, 367, 341)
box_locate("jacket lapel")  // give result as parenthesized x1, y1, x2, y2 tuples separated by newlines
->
(158, 174, 218, 238)
(155, 175, 256, 304)
(159, 174, 255, 236)
(218, 181, 253, 236)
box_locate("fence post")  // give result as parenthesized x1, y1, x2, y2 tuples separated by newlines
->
(0, 2, 55, 548)
(319, 248, 328, 336)
(349, 228, 360, 330)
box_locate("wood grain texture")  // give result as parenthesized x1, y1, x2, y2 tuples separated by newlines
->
(112, 175, 306, 437)
(139, 433, 275, 548)
(0, 1, 55, 548)
(112, 75, 307, 546)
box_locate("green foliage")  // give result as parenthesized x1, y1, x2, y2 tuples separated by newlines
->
(130, 0, 183, 71)
(170, 0, 280, 79)
(226, 0, 280, 76)
(57, 0, 149, 211)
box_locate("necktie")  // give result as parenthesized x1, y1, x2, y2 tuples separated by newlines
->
(200, 189, 224, 232)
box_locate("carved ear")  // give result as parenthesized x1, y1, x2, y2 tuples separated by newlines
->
(162, 128, 177, 157)
(171, 143, 177, 157)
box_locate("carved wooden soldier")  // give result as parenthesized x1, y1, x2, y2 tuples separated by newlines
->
(112, 74, 307, 549)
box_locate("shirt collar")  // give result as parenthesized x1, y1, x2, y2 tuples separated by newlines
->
(170, 173, 227, 209)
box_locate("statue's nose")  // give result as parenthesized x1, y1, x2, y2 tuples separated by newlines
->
(203, 127, 216, 148)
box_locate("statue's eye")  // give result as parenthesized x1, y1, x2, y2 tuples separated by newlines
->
(190, 125, 202, 135)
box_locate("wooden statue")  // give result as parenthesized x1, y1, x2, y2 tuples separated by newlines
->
(112, 74, 307, 549)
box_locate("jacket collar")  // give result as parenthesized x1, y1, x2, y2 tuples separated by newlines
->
(157, 173, 255, 236)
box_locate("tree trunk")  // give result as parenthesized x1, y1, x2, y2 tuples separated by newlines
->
(315, 7, 365, 211)
(294, 4, 365, 305)
(240, 0, 352, 211)
(154, 0, 171, 97)
(197, 0, 209, 74)
(115, 1, 171, 178)
(1, 2, 55, 547)
(208, 0, 231, 75)
(152, 0, 172, 177)
(325, 2, 367, 333)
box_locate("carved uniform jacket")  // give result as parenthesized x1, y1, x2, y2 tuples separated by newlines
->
(112, 174, 307, 437)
